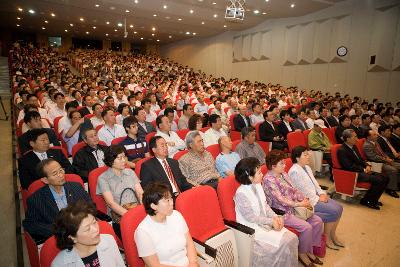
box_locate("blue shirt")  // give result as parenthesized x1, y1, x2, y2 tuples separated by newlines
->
(49, 185, 68, 210)
(215, 152, 241, 177)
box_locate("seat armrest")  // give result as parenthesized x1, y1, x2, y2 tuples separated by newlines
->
(96, 210, 112, 222)
(224, 220, 255, 235)
(193, 237, 217, 259)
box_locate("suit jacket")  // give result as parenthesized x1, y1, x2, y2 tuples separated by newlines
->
(335, 125, 350, 144)
(291, 118, 308, 131)
(137, 121, 156, 140)
(72, 144, 108, 182)
(18, 128, 60, 155)
(350, 124, 364, 138)
(259, 121, 282, 142)
(233, 114, 251, 131)
(327, 116, 339, 127)
(277, 121, 295, 139)
(337, 143, 366, 173)
(363, 140, 387, 163)
(320, 117, 332, 128)
(18, 149, 75, 190)
(22, 182, 91, 241)
(377, 136, 396, 159)
(140, 157, 193, 193)
(78, 106, 91, 117)
(390, 134, 400, 152)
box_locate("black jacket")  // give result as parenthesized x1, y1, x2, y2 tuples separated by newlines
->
(277, 121, 295, 139)
(233, 114, 251, 131)
(377, 136, 397, 159)
(389, 134, 400, 152)
(18, 148, 75, 190)
(335, 125, 350, 144)
(72, 144, 108, 182)
(18, 128, 60, 155)
(22, 182, 91, 241)
(337, 144, 366, 173)
(327, 116, 339, 127)
(259, 121, 282, 142)
(137, 121, 156, 140)
(140, 157, 193, 193)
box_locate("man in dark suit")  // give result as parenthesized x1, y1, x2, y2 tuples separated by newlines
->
(140, 136, 193, 195)
(18, 128, 74, 190)
(22, 158, 91, 241)
(233, 104, 251, 131)
(335, 115, 351, 144)
(134, 107, 156, 140)
(18, 111, 60, 154)
(350, 115, 364, 138)
(320, 108, 333, 128)
(277, 110, 297, 139)
(337, 129, 388, 209)
(390, 124, 400, 152)
(378, 125, 400, 161)
(291, 111, 309, 131)
(327, 107, 340, 127)
(259, 110, 288, 150)
(72, 128, 108, 183)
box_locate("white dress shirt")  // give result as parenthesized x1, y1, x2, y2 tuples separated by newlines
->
(156, 130, 186, 158)
(203, 128, 227, 147)
(98, 124, 127, 146)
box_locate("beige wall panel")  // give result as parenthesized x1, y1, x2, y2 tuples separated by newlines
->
(330, 16, 351, 62)
(313, 19, 333, 63)
(260, 31, 272, 59)
(233, 36, 242, 62)
(284, 25, 300, 65)
(251, 32, 261, 60)
(298, 22, 315, 64)
(242, 34, 252, 61)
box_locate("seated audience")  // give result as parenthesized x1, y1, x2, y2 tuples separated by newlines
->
(178, 104, 193, 129)
(236, 127, 266, 164)
(203, 114, 227, 147)
(263, 150, 324, 267)
(308, 119, 333, 176)
(377, 125, 400, 161)
(249, 103, 264, 127)
(289, 146, 344, 250)
(186, 114, 205, 140)
(337, 129, 388, 209)
(141, 136, 193, 195)
(212, 99, 229, 129)
(363, 130, 400, 198)
(21, 105, 51, 134)
(350, 115, 364, 138)
(96, 145, 143, 237)
(57, 101, 79, 136)
(234, 157, 298, 267)
(90, 103, 105, 128)
(18, 111, 60, 154)
(98, 107, 127, 146)
(369, 114, 381, 132)
(179, 131, 221, 189)
(72, 128, 107, 183)
(390, 124, 400, 152)
(360, 114, 372, 137)
(292, 111, 309, 131)
(22, 158, 90, 241)
(134, 107, 156, 140)
(165, 107, 178, 132)
(319, 108, 332, 128)
(215, 136, 241, 178)
(17, 93, 49, 124)
(48, 92, 66, 124)
(327, 107, 340, 127)
(335, 115, 351, 144)
(305, 110, 317, 129)
(52, 201, 125, 267)
(134, 182, 199, 267)
(233, 104, 251, 131)
(62, 110, 84, 155)
(259, 110, 288, 150)
(277, 110, 298, 139)
(156, 115, 186, 158)
(19, 128, 74, 190)
(193, 94, 209, 115)
(115, 103, 131, 125)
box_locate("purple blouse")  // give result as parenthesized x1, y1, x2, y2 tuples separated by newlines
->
(262, 170, 305, 214)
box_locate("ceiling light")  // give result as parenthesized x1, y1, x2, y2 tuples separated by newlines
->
(265, 0, 269, 2)
(153, 14, 157, 17)
(80, 17, 84, 21)
(152, 33, 155, 36)
(70, 23, 74, 26)
(212, 2, 217, 5)
(129, 24, 134, 28)
(223, 25, 227, 28)
(18, 8, 23, 12)
(92, 26, 96, 29)
(169, 35, 172, 38)
(134, 31, 137, 34)
(157, 39, 160, 42)
(178, 18, 182, 21)
(44, 20, 48, 23)
(192, 32, 196, 35)
(190, 9, 194, 14)
(186, 31, 190, 35)
(201, 21, 205, 24)
(51, 13, 55, 17)
(16, 24, 20, 27)
(253, 10, 259, 14)
(64, 29, 68, 32)
(140, 37, 144, 40)
(110, 6, 115, 10)
(125, 10, 130, 13)
(42, 26, 46, 30)
(17, 17, 21, 20)
(152, 27, 156, 31)
(134, 0, 139, 3)
(86, 31, 89, 34)
(106, 33, 109, 36)
(106, 21, 110, 24)
(28, 9, 35, 14)
(290, 3, 295, 8)
(114, 29, 118, 32)
(95, 4, 100, 7)
(117, 22, 123, 27)
(213, 14, 218, 18)
(163, 5, 167, 9)
(198, 0, 203, 2)
(262, 12, 267, 15)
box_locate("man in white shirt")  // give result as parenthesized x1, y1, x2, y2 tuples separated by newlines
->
(370, 114, 381, 132)
(90, 103, 105, 128)
(149, 93, 161, 112)
(194, 95, 209, 115)
(178, 104, 194, 130)
(142, 98, 157, 122)
(203, 114, 227, 147)
(17, 94, 49, 124)
(57, 101, 79, 135)
(97, 107, 127, 146)
(249, 103, 264, 127)
(155, 115, 185, 158)
(113, 88, 128, 107)
(48, 92, 67, 124)
(306, 110, 317, 129)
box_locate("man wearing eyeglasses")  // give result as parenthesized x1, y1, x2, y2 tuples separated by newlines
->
(23, 158, 91, 242)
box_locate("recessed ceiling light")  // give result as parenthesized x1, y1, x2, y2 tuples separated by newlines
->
(70, 23, 74, 26)
(152, 27, 156, 31)
(165, 16, 170, 19)
(253, 10, 259, 14)
(28, 9, 35, 14)
(134, 0, 139, 3)
(44, 20, 48, 23)
(213, 14, 218, 18)
(140, 37, 144, 40)
(17, 17, 21, 20)
(265, 0, 269, 2)
(186, 31, 190, 35)
(92, 26, 96, 29)
(106, 21, 110, 24)
(110, 6, 115, 10)
(114, 29, 118, 31)
(178, 18, 182, 21)
(151, 33, 155, 36)
(201, 21, 205, 24)
(95, 4, 100, 7)
(16, 24, 20, 27)
(129, 24, 133, 28)
(117, 22, 123, 27)
(212, 2, 217, 5)
(18, 8, 23, 12)
(198, 0, 203, 2)
(163, 5, 167, 9)
(125, 10, 130, 13)
(42, 26, 46, 30)
(134, 31, 137, 34)
(290, 3, 295, 8)
(153, 14, 157, 17)
(105, 33, 109, 36)
(80, 17, 84, 21)
(223, 25, 227, 28)
(169, 35, 172, 38)
(190, 9, 194, 14)
(157, 39, 160, 42)
(51, 13, 55, 17)
(192, 32, 196, 35)
(65, 29, 68, 32)
(262, 12, 267, 15)
(86, 31, 89, 34)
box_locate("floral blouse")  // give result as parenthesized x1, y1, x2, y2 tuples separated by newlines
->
(262, 170, 305, 214)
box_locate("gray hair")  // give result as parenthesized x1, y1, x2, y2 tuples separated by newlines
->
(185, 130, 201, 149)
(342, 129, 355, 142)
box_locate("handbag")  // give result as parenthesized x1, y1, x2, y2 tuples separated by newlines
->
(111, 187, 139, 223)
(294, 206, 314, 221)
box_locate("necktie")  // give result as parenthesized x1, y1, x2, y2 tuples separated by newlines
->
(162, 159, 180, 193)
(41, 153, 47, 160)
